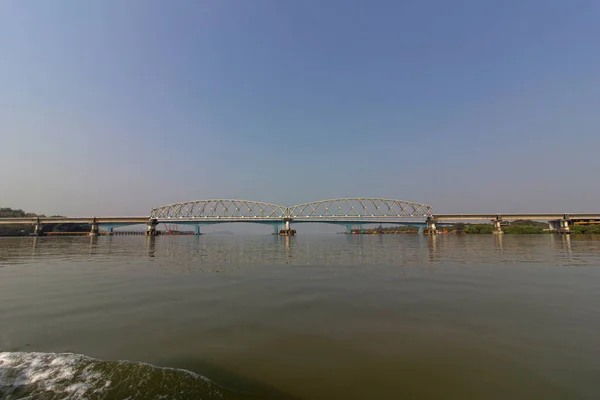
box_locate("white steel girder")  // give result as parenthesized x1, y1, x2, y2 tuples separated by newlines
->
(150, 198, 432, 221)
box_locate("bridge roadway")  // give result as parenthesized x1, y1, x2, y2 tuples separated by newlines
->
(434, 213, 600, 221)
(0, 217, 148, 225)
(2, 214, 599, 225)
(1, 213, 598, 236)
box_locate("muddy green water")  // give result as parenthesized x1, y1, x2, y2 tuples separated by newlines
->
(1, 234, 599, 399)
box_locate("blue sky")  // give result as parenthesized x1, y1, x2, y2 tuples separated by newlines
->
(1, 0, 600, 219)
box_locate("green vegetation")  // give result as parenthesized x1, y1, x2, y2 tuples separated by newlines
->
(0, 207, 89, 236)
(447, 219, 547, 234)
(355, 220, 600, 235)
(451, 219, 600, 234)
(503, 225, 546, 234)
(455, 221, 547, 234)
(570, 225, 600, 234)
(462, 224, 494, 234)
(0, 207, 44, 218)
(360, 226, 418, 234)
(502, 220, 547, 234)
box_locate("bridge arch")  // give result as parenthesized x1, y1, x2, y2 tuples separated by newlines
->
(150, 199, 288, 220)
(288, 198, 432, 219)
(150, 198, 432, 222)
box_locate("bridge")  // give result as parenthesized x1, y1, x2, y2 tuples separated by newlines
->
(0, 197, 598, 236)
(149, 198, 432, 235)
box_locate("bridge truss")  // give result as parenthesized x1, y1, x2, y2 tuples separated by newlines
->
(150, 199, 288, 220)
(150, 198, 432, 222)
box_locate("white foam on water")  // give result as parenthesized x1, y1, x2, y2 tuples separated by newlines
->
(0, 352, 107, 399)
(0, 351, 223, 399)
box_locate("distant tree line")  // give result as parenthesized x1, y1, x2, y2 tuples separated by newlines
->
(451, 220, 600, 234)
(357, 220, 600, 235)
(450, 220, 548, 234)
(570, 225, 600, 234)
(0, 208, 44, 218)
(362, 226, 418, 234)
(454, 223, 547, 234)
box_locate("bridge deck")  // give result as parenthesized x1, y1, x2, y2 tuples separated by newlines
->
(2, 214, 600, 226)
(434, 214, 600, 221)
(0, 217, 149, 225)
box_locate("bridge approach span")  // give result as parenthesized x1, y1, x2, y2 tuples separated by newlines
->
(0, 217, 148, 225)
(434, 214, 600, 221)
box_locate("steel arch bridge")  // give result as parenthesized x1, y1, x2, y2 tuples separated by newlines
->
(150, 198, 432, 223)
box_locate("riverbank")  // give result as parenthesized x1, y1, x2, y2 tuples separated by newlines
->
(348, 222, 600, 235)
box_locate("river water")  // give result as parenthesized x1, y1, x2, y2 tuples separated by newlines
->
(0, 234, 599, 399)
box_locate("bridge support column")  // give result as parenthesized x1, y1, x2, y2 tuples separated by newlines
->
(559, 218, 571, 234)
(279, 218, 295, 236)
(146, 219, 159, 236)
(194, 225, 202, 235)
(33, 222, 44, 236)
(548, 220, 560, 231)
(89, 221, 99, 236)
(493, 218, 504, 235)
(273, 224, 282, 235)
(426, 217, 437, 235)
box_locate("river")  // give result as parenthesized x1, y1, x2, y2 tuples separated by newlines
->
(1, 234, 599, 399)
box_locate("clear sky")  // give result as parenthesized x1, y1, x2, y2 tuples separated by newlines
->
(2, 0, 600, 218)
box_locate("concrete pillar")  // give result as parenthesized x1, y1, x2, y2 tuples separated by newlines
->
(146, 219, 158, 236)
(90, 223, 99, 236)
(426, 217, 437, 235)
(493, 219, 504, 234)
(279, 218, 295, 236)
(195, 225, 202, 235)
(559, 219, 571, 234)
(33, 223, 43, 236)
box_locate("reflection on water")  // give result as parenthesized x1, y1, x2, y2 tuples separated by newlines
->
(4, 234, 600, 268)
(146, 235, 156, 258)
(1, 234, 600, 399)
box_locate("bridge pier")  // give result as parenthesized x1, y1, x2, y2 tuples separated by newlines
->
(89, 220, 99, 236)
(279, 218, 296, 236)
(558, 218, 571, 234)
(492, 218, 504, 235)
(33, 222, 44, 236)
(426, 217, 437, 235)
(194, 225, 202, 235)
(146, 219, 159, 236)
